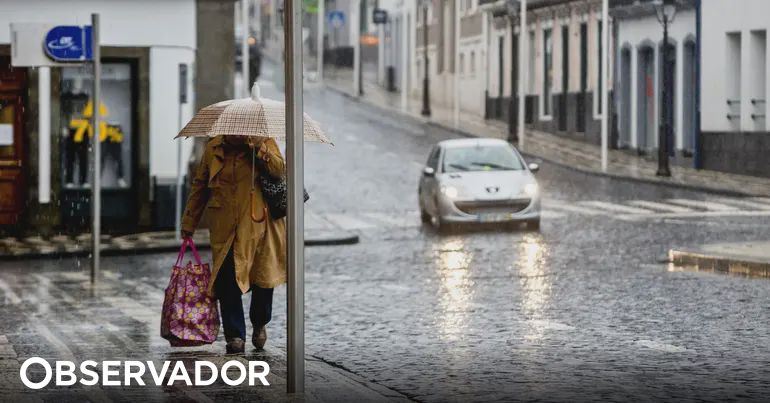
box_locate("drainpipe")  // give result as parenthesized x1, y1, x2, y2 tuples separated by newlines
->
(693, 0, 702, 169)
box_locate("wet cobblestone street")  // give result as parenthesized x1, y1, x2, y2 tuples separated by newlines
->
(1, 78, 769, 402)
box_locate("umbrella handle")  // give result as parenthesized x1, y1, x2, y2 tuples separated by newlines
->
(251, 190, 267, 223)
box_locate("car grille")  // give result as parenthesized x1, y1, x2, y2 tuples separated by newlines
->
(454, 198, 532, 215)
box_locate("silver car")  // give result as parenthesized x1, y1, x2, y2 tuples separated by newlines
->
(418, 138, 541, 230)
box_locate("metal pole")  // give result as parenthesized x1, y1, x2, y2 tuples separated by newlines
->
(517, 0, 526, 148)
(38, 67, 51, 204)
(352, 0, 361, 96)
(90, 13, 101, 284)
(242, 0, 250, 97)
(693, 0, 702, 169)
(600, 0, 609, 172)
(284, 0, 305, 394)
(453, 0, 460, 128)
(175, 64, 186, 243)
(508, 12, 517, 142)
(400, 8, 409, 111)
(359, 0, 365, 95)
(317, 0, 325, 81)
(421, 1, 431, 117)
(656, 15, 671, 176)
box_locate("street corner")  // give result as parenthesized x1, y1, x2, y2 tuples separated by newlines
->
(669, 241, 770, 278)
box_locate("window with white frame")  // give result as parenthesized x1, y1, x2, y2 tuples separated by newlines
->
(459, 53, 465, 74)
(470, 51, 476, 74)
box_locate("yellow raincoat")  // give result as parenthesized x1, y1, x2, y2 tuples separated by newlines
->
(181, 136, 286, 294)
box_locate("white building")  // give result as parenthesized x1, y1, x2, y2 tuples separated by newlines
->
(0, 0, 236, 231)
(613, 0, 696, 159)
(482, 0, 612, 144)
(699, 0, 769, 177)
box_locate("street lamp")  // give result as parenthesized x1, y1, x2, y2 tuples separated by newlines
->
(506, 0, 520, 142)
(654, 0, 677, 177)
(421, 0, 431, 117)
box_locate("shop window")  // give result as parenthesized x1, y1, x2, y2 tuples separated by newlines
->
(60, 63, 133, 189)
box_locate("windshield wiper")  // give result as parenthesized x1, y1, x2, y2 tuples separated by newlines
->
(470, 162, 519, 170)
(447, 163, 469, 171)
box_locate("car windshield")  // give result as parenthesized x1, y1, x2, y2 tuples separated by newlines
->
(442, 144, 524, 173)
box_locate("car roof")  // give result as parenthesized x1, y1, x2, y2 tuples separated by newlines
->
(438, 138, 512, 149)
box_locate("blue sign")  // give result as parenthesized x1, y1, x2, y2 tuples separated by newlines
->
(327, 10, 346, 28)
(44, 25, 93, 62)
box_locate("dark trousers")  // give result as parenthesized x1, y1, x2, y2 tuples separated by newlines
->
(215, 249, 274, 340)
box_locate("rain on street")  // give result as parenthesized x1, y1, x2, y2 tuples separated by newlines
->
(2, 64, 769, 401)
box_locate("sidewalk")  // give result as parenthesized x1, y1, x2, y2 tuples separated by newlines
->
(324, 66, 770, 198)
(669, 241, 770, 278)
(0, 256, 409, 402)
(0, 228, 359, 259)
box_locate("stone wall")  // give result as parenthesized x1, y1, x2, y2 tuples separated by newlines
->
(701, 131, 770, 178)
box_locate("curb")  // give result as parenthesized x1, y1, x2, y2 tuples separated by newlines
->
(324, 83, 766, 198)
(305, 233, 360, 246)
(1, 233, 360, 260)
(669, 249, 770, 278)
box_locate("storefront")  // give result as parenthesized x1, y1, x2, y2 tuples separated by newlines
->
(58, 60, 139, 227)
(0, 0, 236, 234)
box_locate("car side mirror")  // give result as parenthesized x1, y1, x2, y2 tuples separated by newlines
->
(423, 167, 435, 177)
(528, 163, 540, 173)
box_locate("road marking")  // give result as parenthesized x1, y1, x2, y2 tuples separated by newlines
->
(578, 200, 655, 215)
(711, 197, 770, 211)
(665, 198, 738, 211)
(627, 200, 694, 213)
(0, 278, 21, 305)
(543, 200, 605, 215)
(616, 210, 770, 221)
(749, 197, 770, 207)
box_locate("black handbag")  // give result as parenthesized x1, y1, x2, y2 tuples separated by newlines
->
(253, 149, 309, 220)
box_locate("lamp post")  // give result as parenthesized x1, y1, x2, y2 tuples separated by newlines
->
(654, 0, 677, 177)
(421, 0, 431, 117)
(506, 0, 520, 142)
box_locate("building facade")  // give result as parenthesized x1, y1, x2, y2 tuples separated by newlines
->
(482, 0, 613, 145)
(699, 0, 769, 177)
(0, 0, 236, 234)
(613, 0, 697, 164)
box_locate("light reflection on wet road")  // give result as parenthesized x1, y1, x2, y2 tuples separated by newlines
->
(0, 65, 769, 401)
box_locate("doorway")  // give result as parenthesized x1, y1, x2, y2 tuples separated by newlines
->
(577, 22, 587, 132)
(637, 46, 655, 151)
(559, 25, 569, 131)
(498, 36, 505, 118)
(659, 41, 676, 155)
(620, 47, 632, 147)
(0, 61, 26, 226)
(683, 40, 696, 153)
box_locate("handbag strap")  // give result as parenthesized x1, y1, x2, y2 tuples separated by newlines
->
(175, 238, 203, 267)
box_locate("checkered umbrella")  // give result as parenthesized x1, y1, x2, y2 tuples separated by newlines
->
(175, 83, 331, 144)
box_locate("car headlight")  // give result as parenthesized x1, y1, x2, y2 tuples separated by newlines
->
(441, 185, 459, 199)
(523, 183, 539, 197)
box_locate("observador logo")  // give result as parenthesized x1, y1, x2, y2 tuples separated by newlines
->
(19, 357, 270, 389)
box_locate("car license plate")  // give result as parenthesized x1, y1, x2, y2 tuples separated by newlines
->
(478, 213, 512, 223)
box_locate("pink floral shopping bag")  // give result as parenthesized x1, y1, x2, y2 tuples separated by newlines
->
(161, 238, 220, 346)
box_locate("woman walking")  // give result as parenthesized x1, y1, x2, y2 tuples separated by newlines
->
(181, 135, 286, 354)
